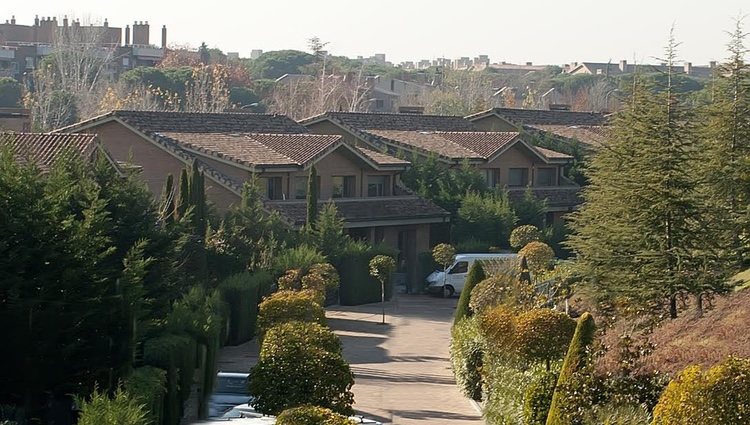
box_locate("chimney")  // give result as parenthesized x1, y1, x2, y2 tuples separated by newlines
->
(619, 59, 627, 72)
(124, 25, 130, 45)
(104, 18, 108, 28)
(684, 62, 692, 75)
(525, 61, 533, 66)
(132, 21, 149, 45)
(34, 15, 39, 26)
(709, 60, 717, 69)
(10, 15, 15, 25)
(63, 15, 68, 27)
(161, 25, 167, 49)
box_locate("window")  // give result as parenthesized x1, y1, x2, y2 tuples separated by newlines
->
(375, 99, 385, 109)
(536, 168, 556, 186)
(332, 176, 356, 198)
(449, 261, 469, 274)
(367, 175, 388, 197)
(492, 169, 502, 187)
(265, 177, 283, 200)
(294, 176, 308, 199)
(373, 227, 385, 244)
(508, 168, 529, 187)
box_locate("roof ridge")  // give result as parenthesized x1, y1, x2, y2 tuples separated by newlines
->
(241, 134, 301, 165)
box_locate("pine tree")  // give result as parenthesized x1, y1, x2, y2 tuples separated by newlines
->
(313, 202, 348, 261)
(306, 166, 319, 229)
(453, 261, 486, 325)
(189, 159, 207, 237)
(567, 31, 725, 319)
(699, 19, 750, 268)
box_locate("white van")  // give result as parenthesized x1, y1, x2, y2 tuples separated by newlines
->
(426, 253, 518, 297)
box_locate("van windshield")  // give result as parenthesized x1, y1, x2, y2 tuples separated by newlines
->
(449, 261, 469, 274)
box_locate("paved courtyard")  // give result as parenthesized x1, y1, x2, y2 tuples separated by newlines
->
(327, 295, 484, 425)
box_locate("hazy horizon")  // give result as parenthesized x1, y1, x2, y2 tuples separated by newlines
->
(4, 1, 747, 66)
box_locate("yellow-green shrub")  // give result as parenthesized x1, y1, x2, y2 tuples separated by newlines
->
(523, 371, 558, 425)
(470, 272, 538, 315)
(276, 405, 354, 425)
(510, 225, 543, 249)
(256, 290, 326, 335)
(518, 241, 555, 275)
(261, 321, 342, 356)
(514, 309, 576, 370)
(451, 317, 486, 401)
(652, 356, 750, 425)
(76, 388, 147, 425)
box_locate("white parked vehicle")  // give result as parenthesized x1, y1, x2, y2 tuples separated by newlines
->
(426, 253, 518, 297)
(211, 403, 381, 424)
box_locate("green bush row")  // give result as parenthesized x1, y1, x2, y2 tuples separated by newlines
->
(335, 244, 396, 305)
(219, 271, 273, 345)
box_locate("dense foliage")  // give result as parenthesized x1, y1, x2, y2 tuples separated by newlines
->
(256, 290, 327, 335)
(276, 405, 355, 425)
(450, 317, 486, 401)
(76, 388, 148, 425)
(454, 261, 487, 324)
(510, 225, 543, 250)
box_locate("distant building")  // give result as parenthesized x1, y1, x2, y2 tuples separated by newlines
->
(0, 15, 166, 80)
(0, 108, 31, 132)
(226, 52, 239, 61)
(250, 49, 263, 60)
(565, 59, 717, 78)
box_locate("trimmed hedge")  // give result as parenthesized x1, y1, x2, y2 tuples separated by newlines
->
(143, 334, 195, 425)
(219, 271, 272, 345)
(336, 245, 396, 305)
(450, 317, 485, 401)
(523, 371, 558, 425)
(277, 405, 355, 425)
(256, 290, 327, 335)
(123, 366, 167, 425)
(454, 261, 486, 324)
(262, 321, 342, 356)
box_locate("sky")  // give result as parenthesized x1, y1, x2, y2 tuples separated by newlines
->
(4, 0, 747, 66)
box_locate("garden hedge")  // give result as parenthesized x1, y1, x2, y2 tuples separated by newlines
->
(335, 246, 395, 305)
(256, 290, 327, 335)
(219, 271, 272, 345)
(143, 334, 196, 425)
(276, 405, 355, 425)
(123, 366, 167, 425)
(450, 317, 486, 401)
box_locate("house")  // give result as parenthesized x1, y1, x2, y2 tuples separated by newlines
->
(0, 108, 32, 132)
(565, 60, 716, 79)
(56, 110, 449, 285)
(466, 107, 609, 149)
(300, 111, 580, 221)
(0, 131, 119, 172)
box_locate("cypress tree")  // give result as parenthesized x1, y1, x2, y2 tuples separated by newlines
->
(567, 32, 725, 319)
(545, 312, 596, 425)
(160, 174, 175, 224)
(176, 168, 190, 221)
(453, 261, 486, 325)
(306, 166, 318, 229)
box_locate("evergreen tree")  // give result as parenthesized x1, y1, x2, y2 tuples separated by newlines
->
(545, 312, 596, 425)
(306, 166, 319, 229)
(511, 186, 548, 229)
(176, 168, 189, 221)
(454, 261, 486, 325)
(313, 202, 349, 261)
(160, 174, 175, 224)
(567, 32, 727, 319)
(699, 20, 750, 268)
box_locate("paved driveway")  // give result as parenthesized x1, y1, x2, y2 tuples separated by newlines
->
(327, 295, 484, 425)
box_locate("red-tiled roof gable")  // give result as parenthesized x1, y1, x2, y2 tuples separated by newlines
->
(301, 111, 478, 131)
(364, 130, 520, 161)
(158, 132, 341, 168)
(0, 132, 98, 171)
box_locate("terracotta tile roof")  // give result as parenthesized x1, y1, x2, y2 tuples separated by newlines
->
(507, 186, 582, 208)
(0, 132, 98, 171)
(364, 130, 521, 161)
(526, 124, 609, 148)
(535, 146, 574, 160)
(300, 111, 477, 131)
(467, 107, 608, 126)
(266, 197, 450, 227)
(356, 146, 410, 166)
(58, 110, 309, 135)
(158, 132, 341, 168)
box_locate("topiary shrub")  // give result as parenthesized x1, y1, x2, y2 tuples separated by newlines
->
(519, 241, 555, 275)
(469, 272, 538, 315)
(478, 304, 517, 351)
(256, 290, 326, 335)
(262, 321, 342, 356)
(76, 387, 148, 425)
(514, 309, 576, 371)
(523, 371, 558, 425)
(249, 339, 354, 415)
(278, 269, 304, 291)
(219, 271, 270, 345)
(510, 225, 543, 250)
(309, 263, 340, 292)
(276, 405, 355, 425)
(432, 243, 457, 274)
(454, 261, 486, 325)
(652, 356, 750, 425)
(451, 317, 486, 401)
(546, 312, 596, 425)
